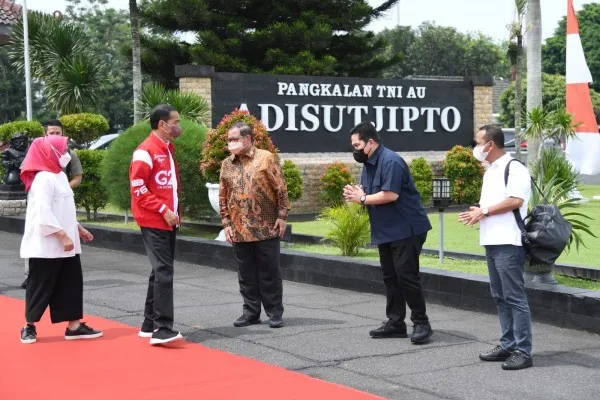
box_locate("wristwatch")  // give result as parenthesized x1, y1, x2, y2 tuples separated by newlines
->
(482, 208, 489, 217)
(360, 195, 367, 204)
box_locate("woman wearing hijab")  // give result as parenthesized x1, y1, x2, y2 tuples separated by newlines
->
(19, 135, 102, 344)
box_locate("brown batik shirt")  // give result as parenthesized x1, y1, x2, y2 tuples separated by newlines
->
(219, 147, 290, 242)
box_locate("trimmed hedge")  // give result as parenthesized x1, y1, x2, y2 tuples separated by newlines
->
(60, 113, 109, 145)
(73, 149, 109, 220)
(101, 120, 210, 217)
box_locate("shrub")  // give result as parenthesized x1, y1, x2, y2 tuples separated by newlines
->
(200, 109, 277, 183)
(60, 113, 109, 146)
(138, 83, 211, 126)
(320, 162, 355, 207)
(73, 150, 109, 220)
(442, 145, 484, 205)
(320, 203, 371, 257)
(531, 147, 579, 200)
(0, 120, 44, 143)
(409, 157, 433, 204)
(282, 160, 303, 202)
(101, 120, 210, 217)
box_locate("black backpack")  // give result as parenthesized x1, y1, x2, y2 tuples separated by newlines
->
(504, 159, 573, 265)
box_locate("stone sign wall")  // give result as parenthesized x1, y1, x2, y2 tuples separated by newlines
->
(176, 65, 493, 215)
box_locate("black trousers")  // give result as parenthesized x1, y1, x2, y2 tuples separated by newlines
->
(141, 227, 176, 330)
(378, 234, 429, 326)
(25, 255, 84, 324)
(232, 238, 284, 319)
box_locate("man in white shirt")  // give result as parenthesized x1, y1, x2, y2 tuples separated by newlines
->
(459, 125, 533, 371)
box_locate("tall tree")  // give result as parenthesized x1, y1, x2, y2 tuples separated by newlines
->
(543, 3, 600, 92)
(66, 0, 133, 130)
(507, 0, 527, 159)
(526, 0, 543, 167)
(379, 26, 415, 79)
(378, 23, 507, 78)
(130, 0, 143, 124)
(0, 47, 25, 123)
(138, 0, 400, 84)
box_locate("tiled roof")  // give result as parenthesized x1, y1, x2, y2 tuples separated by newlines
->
(0, 0, 21, 26)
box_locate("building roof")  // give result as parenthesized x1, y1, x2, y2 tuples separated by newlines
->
(0, 0, 21, 26)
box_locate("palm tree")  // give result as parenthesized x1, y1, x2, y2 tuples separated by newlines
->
(9, 11, 103, 116)
(507, 0, 527, 160)
(526, 0, 542, 167)
(138, 83, 211, 125)
(129, 0, 143, 124)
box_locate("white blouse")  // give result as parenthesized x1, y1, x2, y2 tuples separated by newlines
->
(20, 171, 81, 259)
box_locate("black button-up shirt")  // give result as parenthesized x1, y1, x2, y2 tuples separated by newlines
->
(361, 145, 432, 245)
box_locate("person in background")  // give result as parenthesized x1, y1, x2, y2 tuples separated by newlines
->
(21, 119, 84, 289)
(19, 135, 102, 344)
(344, 121, 433, 344)
(219, 122, 290, 329)
(130, 104, 183, 345)
(459, 125, 533, 371)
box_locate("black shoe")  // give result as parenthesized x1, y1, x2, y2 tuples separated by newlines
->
(369, 320, 407, 338)
(138, 319, 154, 338)
(411, 322, 433, 344)
(269, 316, 284, 328)
(20, 324, 36, 344)
(149, 328, 183, 345)
(479, 345, 514, 362)
(501, 350, 533, 370)
(233, 315, 261, 327)
(21, 278, 27, 289)
(65, 322, 103, 341)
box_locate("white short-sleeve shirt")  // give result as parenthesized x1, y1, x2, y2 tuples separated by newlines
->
(479, 154, 531, 246)
(20, 171, 81, 259)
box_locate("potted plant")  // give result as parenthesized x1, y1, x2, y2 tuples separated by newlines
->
(523, 106, 595, 284)
(199, 108, 278, 215)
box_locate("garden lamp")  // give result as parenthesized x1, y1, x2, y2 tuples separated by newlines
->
(432, 178, 451, 264)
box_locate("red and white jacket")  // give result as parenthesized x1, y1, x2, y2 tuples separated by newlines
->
(129, 133, 181, 231)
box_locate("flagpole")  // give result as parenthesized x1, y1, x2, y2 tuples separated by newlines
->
(22, 0, 33, 121)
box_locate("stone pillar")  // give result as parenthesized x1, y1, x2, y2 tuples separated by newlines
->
(472, 76, 494, 133)
(175, 65, 215, 127)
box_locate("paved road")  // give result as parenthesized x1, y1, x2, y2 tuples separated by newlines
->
(1, 231, 600, 400)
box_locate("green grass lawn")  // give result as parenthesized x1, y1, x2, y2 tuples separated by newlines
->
(292, 185, 600, 268)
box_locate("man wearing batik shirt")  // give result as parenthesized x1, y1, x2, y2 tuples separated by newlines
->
(219, 122, 290, 329)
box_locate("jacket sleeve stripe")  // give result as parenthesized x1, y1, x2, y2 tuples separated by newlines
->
(132, 150, 153, 168)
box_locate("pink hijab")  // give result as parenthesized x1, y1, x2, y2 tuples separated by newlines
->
(20, 135, 68, 192)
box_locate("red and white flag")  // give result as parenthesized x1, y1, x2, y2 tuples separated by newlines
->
(565, 0, 600, 176)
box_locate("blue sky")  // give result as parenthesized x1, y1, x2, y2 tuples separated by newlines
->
(25, 0, 595, 43)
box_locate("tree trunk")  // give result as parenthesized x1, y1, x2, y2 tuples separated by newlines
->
(129, 0, 143, 124)
(86, 206, 91, 221)
(514, 36, 523, 161)
(526, 0, 542, 167)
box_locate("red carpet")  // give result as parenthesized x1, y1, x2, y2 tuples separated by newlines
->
(0, 295, 383, 400)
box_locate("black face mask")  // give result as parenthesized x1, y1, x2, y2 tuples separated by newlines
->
(353, 145, 370, 163)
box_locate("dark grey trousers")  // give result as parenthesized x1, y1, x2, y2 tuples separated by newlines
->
(232, 238, 284, 319)
(141, 227, 176, 330)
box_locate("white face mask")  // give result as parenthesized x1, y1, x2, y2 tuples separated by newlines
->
(228, 141, 243, 152)
(59, 152, 72, 168)
(472, 142, 490, 162)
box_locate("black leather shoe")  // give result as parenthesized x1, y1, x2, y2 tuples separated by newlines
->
(269, 316, 283, 328)
(411, 322, 433, 344)
(501, 350, 533, 370)
(233, 315, 261, 327)
(369, 320, 407, 338)
(479, 345, 514, 362)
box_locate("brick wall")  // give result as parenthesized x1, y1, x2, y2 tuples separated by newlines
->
(283, 155, 445, 215)
(179, 77, 213, 127)
(473, 85, 494, 132)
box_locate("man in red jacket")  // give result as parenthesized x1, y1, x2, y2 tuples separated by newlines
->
(129, 104, 183, 345)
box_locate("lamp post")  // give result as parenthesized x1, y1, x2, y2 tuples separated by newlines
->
(432, 177, 451, 264)
(21, 0, 32, 121)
